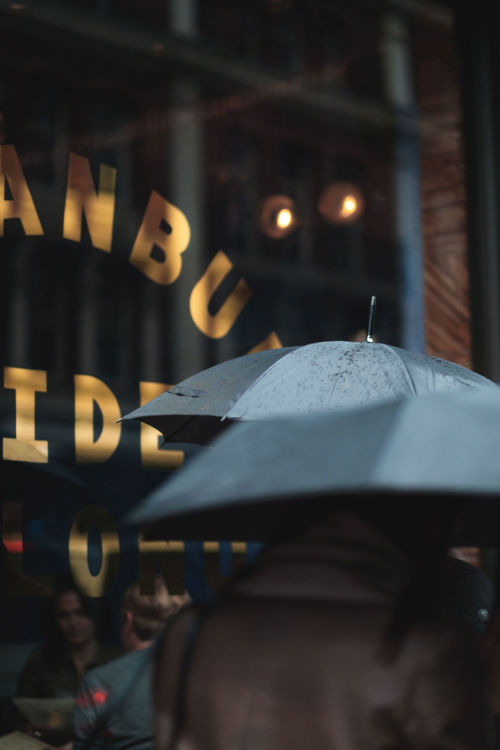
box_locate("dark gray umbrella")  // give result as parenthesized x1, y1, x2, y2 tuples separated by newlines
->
(128, 387, 500, 544)
(121, 341, 494, 444)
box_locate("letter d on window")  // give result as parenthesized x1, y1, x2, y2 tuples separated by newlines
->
(74, 375, 121, 463)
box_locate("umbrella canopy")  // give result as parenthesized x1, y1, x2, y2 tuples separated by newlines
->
(128, 387, 500, 544)
(121, 341, 494, 444)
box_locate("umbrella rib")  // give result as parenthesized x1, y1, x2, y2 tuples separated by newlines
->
(223, 349, 296, 418)
(380, 344, 417, 395)
(326, 369, 342, 405)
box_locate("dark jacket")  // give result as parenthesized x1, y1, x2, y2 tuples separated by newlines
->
(154, 513, 493, 750)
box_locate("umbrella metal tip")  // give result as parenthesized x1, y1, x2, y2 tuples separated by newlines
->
(365, 296, 376, 343)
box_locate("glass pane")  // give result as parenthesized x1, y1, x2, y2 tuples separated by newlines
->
(0, 1, 481, 742)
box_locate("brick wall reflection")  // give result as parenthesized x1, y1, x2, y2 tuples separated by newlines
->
(416, 22, 472, 369)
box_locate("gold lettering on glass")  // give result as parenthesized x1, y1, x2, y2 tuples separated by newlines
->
(63, 153, 116, 252)
(129, 191, 190, 285)
(3, 367, 49, 462)
(74, 374, 122, 463)
(189, 250, 252, 338)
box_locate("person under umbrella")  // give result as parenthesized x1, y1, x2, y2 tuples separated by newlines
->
(129, 389, 500, 750)
(150, 499, 490, 750)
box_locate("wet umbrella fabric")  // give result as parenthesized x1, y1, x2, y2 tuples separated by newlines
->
(121, 341, 494, 444)
(128, 387, 500, 543)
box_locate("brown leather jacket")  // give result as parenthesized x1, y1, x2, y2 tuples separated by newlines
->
(154, 514, 493, 749)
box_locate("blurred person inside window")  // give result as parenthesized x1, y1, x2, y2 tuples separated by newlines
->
(72, 575, 189, 750)
(17, 578, 119, 700)
(14, 576, 119, 746)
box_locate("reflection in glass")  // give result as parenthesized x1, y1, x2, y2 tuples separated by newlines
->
(258, 194, 298, 239)
(318, 182, 364, 225)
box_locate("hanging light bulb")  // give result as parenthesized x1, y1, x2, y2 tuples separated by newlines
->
(318, 183, 364, 225)
(259, 195, 298, 239)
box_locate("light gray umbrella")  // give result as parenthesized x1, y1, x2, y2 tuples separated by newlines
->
(121, 341, 494, 444)
(128, 387, 500, 544)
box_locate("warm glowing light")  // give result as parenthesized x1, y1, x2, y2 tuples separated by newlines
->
(276, 208, 292, 229)
(341, 196, 357, 217)
(318, 183, 364, 225)
(259, 195, 298, 239)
